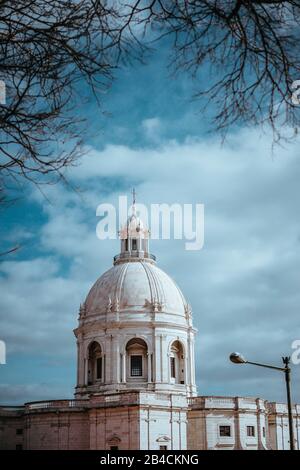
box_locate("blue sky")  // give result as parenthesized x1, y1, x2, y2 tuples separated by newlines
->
(1, 39, 300, 405)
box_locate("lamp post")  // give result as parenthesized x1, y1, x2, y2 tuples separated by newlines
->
(229, 352, 295, 450)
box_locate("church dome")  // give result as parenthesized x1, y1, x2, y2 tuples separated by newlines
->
(83, 191, 190, 318)
(84, 260, 188, 316)
(74, 192, 197, 399)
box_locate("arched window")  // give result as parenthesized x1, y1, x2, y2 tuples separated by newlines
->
(126, 338, 148, 382)
(169, 341, 185, 384)
(87, 341, 103, 385)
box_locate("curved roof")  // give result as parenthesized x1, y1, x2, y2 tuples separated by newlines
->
(84, 260, 188, 316)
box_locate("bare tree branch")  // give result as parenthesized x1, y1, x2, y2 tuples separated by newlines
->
(0, 245, 20, 257)
(0, 0, 299, 209)
(117, 0, 300, 144)
(0, 0, 133, 192)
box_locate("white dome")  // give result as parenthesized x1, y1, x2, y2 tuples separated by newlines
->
(84, 260, 188, 316)
(75, 196, 197, 399)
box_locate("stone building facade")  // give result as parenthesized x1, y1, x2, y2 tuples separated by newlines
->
(0, 201, 299, 450)
(188, 396, 299, 450)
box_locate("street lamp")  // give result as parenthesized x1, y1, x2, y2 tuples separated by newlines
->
(229, 352, 295, 450)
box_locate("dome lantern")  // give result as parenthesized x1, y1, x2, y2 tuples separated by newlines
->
(114, 188, 155, 265)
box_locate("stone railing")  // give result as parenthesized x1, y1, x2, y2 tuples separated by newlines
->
(25, 399, 89, 410)
(188, 396, 205, 408)
(188, 396, 236, 409)
(0, 406, 25, 414)
(90, 392, 140, 408)
(113, 252, 156, 264)
(268, 402, 300, 415)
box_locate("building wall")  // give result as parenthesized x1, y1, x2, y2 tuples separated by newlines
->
(1, 395, 299, 450)
(187, 397, 268, 450)
(0, 392, 188, 450)
(88, 391, 188, 450)
(0, 408, 25, 450)
(139, 393, 188, 450)
(268, 403, 300, 450)
(89, 403, 140, 449)
(24, 411, 90, 450)
(0, 403, 90, 450)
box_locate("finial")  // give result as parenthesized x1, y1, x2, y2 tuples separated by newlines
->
(132, 187, 136, 206)
(131, 188, 137, 216)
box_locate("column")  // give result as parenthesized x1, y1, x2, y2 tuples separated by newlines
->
(187, 335, 191, 385)
(147, 353, 152, 383)
(116, 342, 120, 383)
(122, 352, 126, 383)
(103, 354, 106, 383)
(112, 335, 120, 383)
(189, 334, 196, 386)
(183, 354, 188, 385)
(154, 335, 161, 382)
(76, 340, 80, 386)
(77, 333, 84, 386)
(84, 358, 88, 385)
(256, 400, 263, 450)
(161, 335, 167, 382)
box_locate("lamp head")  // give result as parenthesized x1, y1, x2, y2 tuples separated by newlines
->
(229, 352, 247, 364)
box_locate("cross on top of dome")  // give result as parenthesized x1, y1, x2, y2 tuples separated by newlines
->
(132, 187, 136, 206)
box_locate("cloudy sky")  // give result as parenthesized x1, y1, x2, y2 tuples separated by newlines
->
(1, 41, 300, 405)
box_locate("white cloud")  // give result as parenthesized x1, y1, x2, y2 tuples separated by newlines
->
(0, 257, 86, 356)
(141, 117, 162, 141)
(1, 127, 300, 403)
